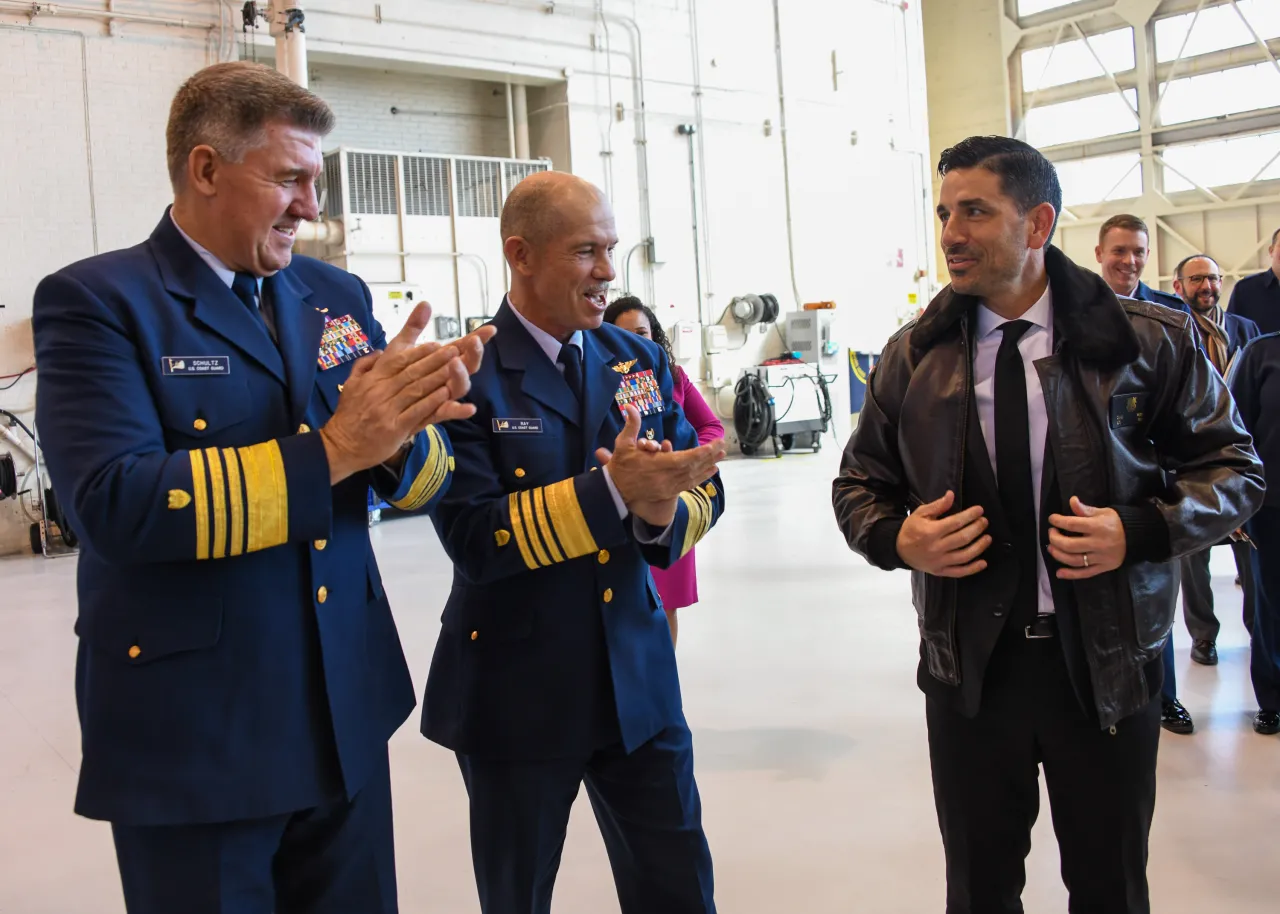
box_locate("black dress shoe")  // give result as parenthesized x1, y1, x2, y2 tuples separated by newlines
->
(1191, 640, 1218, 665)
(1254, 710, 1280, 735)
(1161, 699, 1195, 734)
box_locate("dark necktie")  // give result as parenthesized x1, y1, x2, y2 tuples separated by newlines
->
(231, 271, 277, 343)
(558, 342, 584, 402)
(994, 320, 1037, 544)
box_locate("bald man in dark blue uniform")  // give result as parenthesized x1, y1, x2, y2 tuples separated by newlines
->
(423, 172, 727, 914)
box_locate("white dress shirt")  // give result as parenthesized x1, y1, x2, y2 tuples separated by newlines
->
(170, 211, 262, 298)
(973, 283, 1056, 615)
(507, 303, 671, 542)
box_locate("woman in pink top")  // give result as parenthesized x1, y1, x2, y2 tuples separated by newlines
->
(604, 296, 725, 646)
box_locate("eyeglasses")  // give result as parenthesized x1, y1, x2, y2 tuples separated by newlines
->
(1182, 274, 1223, 285)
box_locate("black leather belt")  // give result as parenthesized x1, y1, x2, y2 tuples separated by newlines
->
(1025, 613, 1057, 639)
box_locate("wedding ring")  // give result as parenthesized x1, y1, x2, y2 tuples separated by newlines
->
(1083, 553, 1090, 568)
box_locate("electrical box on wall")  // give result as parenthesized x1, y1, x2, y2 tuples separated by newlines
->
(703, 325, 729, 354)
(671, 321, 698, 360)
(367, 284, 428, 341)
(434, 316, 460, 339)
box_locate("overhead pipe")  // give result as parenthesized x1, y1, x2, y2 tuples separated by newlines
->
(687, 0, 713, 321)
(677, 124, 704, 323)
(293, 219, 344, 245)
(0, 0, 216, 29)
(505, 83, 517, 158)
(268, 0, 307, 88)
(512, 83, 530, 159)
(770, 0, 804, 311)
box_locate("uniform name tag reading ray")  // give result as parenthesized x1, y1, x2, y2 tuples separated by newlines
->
(493, 418, 545, 434)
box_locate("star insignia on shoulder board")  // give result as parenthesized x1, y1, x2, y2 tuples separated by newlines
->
(612, 359, 638, 373)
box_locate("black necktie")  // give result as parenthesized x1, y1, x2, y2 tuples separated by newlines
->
(558, 342, 584, 402)
(994, 320, 1037, 544)
(232, 272, 277, 342)
(231, 271, 259, 314)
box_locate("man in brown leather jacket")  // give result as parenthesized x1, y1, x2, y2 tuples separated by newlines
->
(832, 136, 1263, 914)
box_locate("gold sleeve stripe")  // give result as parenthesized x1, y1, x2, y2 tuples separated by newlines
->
(223, 447, 245, 557)
(678, 487, 713, 558)
(238, 440, 289, 553)
(688, 489, 706, 543)
(532, 486, 565, 564)
(508, 491, 539, 570)
(544, 478, 598, 559)
(205, 447, 228, 560)
(520, 489, 553, 567)
(389, 426, 449, 511)
(692, 486, 715, 540)
(189, 449, 210, 561)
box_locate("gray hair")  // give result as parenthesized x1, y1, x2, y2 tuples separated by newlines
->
(166, 61, 334, 189)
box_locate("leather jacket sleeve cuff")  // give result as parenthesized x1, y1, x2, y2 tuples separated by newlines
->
(1114, 504, 1171, 565)
(867, 517, 910, 571)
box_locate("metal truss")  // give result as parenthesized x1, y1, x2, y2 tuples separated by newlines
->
(1003, 0, 1280, 276)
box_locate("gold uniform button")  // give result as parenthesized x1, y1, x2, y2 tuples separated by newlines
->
(314, 539, 327, 551)
(590, 467, 598, 472)
(298, 423, 311, 434)
(495, 530, 511, 547)
(603, 588, 614, 603)
(317, 586, 328, 603)
(128, 645, 141, 659)
(470, 630, 479, 641)
(514, 468, 526, 478)
(704, 483, 717, 498)
(337, 384, 345, 393)
(192, 418, 207, 431)
(598, 549, 610, 565)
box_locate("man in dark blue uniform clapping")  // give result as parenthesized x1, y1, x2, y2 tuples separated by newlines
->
(423, 172, 727, 914)
(33, 61, 494, 913)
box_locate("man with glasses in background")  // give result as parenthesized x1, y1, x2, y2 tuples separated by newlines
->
(1174, 254, 1260, 672)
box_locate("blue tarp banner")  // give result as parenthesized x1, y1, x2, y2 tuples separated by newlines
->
(848, 350, 878, 414)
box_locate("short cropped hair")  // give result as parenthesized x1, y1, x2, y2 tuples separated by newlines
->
(1099, 214, 1149, 246)
(166, 61, 334, 189)
(500, 172, 604, 248)
(937, 136, 1063, 244)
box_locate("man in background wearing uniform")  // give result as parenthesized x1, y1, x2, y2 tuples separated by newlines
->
(1095, 214, 1192, 315)
(1173, 253, 1260, 669)
(1227, 227, 1280, 334)
(33, 62, 493, 913)
(423, 171, 727, 914)
(1095, 213, 1198, 734)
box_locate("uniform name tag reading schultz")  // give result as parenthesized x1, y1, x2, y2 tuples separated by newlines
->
(493, 418, 544, 434)
(162, 356, 230, 376)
